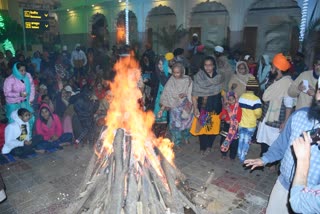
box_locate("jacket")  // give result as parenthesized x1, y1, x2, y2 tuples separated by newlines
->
(2, 110, 30, 154)
(70, 89, 99, 120)
(239, 92, 262, 128)
(36, 103, 63, 141)
(3, 73, 35, 104)
(288, 70, 317, 110)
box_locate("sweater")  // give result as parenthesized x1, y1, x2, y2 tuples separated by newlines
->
(238, 92, 262, 128)
(261, 108, 320, 190)
(36, 103, 63, 141)
(2, 110, 30, 154)
(288, 70, 317, 110)
(219, 104, 242, 123)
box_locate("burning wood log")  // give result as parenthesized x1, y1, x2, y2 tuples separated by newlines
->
(67, 129, 202, 214)
(66, 55, 208, 214)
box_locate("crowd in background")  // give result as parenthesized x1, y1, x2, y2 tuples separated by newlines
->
(0, 33, 320, 213)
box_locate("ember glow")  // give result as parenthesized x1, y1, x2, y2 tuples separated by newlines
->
(101, 54, 175, 176)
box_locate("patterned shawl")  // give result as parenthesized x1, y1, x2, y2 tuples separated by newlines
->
(192, 69, 223, 97)
(263, 75, 292, 123)
(160, 75, 192, 108)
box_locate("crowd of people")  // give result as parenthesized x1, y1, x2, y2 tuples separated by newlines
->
(0, 34, 319, 213)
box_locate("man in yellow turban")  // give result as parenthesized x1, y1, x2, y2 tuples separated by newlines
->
(165, 52, 175, 69)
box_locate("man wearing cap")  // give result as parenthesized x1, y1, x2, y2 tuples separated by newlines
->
(256, 53, 294, 156)
(244, 75, 320, 213)
(187, 33, 201, 57)
(214, 46, 224, 58)
(71, 43, 87, 80)
(288, 56, 320, 110)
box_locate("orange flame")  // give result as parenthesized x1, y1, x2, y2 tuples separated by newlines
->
(116, 26, 126, 44)
(101, 54, 175, 179)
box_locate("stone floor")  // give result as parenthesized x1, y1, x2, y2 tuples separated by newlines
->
(0, 136, 278, 214)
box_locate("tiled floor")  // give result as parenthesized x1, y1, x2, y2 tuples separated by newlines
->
(0, 136, 277, 214)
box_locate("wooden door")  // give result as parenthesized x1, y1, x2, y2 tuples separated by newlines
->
(243, 27, 258, 56)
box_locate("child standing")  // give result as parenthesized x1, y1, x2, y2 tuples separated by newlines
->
(219, 91, 242, 160)
(238, 77, 262, 163)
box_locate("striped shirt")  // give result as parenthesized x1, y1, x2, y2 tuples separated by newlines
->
(238, 92, 262, 128)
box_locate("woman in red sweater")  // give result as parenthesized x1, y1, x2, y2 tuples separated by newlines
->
(219, 91, 242, 160)
(35, 103, 72, 150)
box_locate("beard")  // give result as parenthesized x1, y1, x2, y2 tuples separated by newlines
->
(308, 96, 320, 121)
(268, 71, 277, 81)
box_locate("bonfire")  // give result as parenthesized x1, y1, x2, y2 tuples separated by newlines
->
(67, 54, 203, 214)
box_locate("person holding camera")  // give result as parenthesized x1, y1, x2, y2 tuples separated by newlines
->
(244, 78, 320, 214)
(289, 132, 320, 213)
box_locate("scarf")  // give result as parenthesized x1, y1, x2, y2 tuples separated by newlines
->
(234, 61, 251, 86)
(160, 75, 192, 108)
(220, 92, 240, 152)
(263, 75, 292, 123)
(12, 63, 31, 102)
(192, 69, 223, 97)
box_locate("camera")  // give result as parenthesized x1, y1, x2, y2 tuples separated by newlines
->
(301, 128, 320, 143)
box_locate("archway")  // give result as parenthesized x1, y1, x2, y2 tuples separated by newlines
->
(91, 13, 109, 49)
(145, 5, 177, 54)
(116, 10, 138, 45)
(189, 1, 229, 49)
(245, 0, 301, 58)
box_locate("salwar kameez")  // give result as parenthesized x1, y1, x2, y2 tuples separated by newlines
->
(169, 98, 193, 146)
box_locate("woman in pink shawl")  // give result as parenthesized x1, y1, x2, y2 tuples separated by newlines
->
(158, 63, 193, 149)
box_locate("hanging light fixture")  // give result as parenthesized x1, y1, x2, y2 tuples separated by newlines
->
(299, 0, 309, 42)
(125, 0, 129, 45)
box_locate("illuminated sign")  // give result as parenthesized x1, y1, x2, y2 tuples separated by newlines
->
(23, 9, 50, 31)
(23, 9, 49, 20)
(25, 21, 50, 30)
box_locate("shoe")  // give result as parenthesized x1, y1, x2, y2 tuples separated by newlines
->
(0, 189, 6, 203)
(74, 139, 80, 149)
(200, 150, 205, 156)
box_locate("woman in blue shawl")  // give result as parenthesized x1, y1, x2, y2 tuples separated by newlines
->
(153, 57, 170, 123)
(3, 62, 35, 135)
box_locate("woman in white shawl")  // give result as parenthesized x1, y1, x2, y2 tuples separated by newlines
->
(158, 63, 193, 148)
(228, 61, 255, 98)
